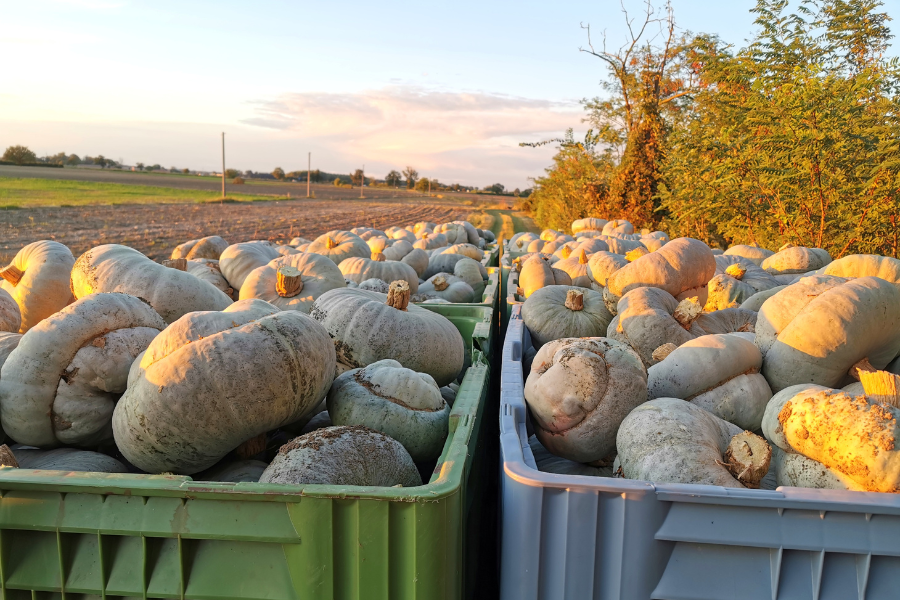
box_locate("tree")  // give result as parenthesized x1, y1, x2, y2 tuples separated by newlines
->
(44, 152, 67, 165)
(67, 154, 81, 166)
(149, 164, 161, 171)
(385, 170, 402, 187)
(402, 166, 419, 189)
(415, 177, 431, 193)
(486, 183, 505, 194)
(333, 178, 342, 186)
(272, 167, 285, 180)
(169, 167, 178, 173)
(182, 168, 190, 174)
(310, 169, 322, 183)
(660, 0, 900, 257)
(513, 188, 521, 197)
(225, 168, 240, 179)
(135, 162, 145, 171)
(350, 169, 365, 186)
(2, 145, 37, 165)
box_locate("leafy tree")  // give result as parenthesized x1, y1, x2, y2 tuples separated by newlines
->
(660, 0, 900, 257)
(402, 166, 418, 189)
(513, 188, 521, 197)
(44, 152, 67, 165)
(182, 168, 190, 174)
(2, 145, 37, 165)
(135, 162, 145, 171)
(67, 154, 81, 166)
(350, 169, 365, 186)
(415, 177, 431, 192)
(225, 168, 240, 179)
(169, 166, 179, 173)
(310, 169, 322, 183)
(333, 178, 343, 186)
(385, 170, 402, 187)
(94, 155, 109, 169)
(486, 183, 505, 194)
(149, 164, 161, 171)
(272, 167, 285, 180)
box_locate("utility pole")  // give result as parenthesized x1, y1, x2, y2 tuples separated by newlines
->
(221, 132, 226, 199)
(360, 165, 365, 199)
(427, 179, 431, 196)
(307, 152, 311, 198)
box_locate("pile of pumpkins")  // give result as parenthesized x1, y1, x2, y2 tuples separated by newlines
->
(515, 217, 900, 493)
(0, 219, 495, 487)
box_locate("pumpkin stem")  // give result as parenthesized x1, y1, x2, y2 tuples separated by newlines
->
(778, 242, 797, 251)
(432, 275, 449, 291)
(725, 263, 747, 280)
(236, 432, 267, 459)
(564, 289, 584, 311)
(651, 343, 678, 362)
(386, 280, 410, 311)
(276, 266, 304, 297)
(578, 249, 588, 264)
(0, 264, 23, 286)
(850, 357, 876, 380)
(162, 258, 187, 271)
(560, 246, 572, 259)
(722, 431, 771, 489)
(625, 247, 649, 262)
(0, 444, 18, 468)
(372, 252, 386, 262)
(325, 236, 339, 249)
(673, 297, 702, 330)
(857, 364, 900, 409)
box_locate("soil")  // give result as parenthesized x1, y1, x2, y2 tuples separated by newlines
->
(0, 198, 467, 263)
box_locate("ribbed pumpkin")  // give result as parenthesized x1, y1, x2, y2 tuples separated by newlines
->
(339, 255, 420, 293)
(307, 230, 370, 265)
(240, 252, 346, 312)
(0, 240, 75, 333)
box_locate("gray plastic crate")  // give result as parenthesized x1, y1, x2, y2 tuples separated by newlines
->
(500, 303, 900, 600)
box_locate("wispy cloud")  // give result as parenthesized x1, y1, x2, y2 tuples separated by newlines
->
(241, 85, 581, 186)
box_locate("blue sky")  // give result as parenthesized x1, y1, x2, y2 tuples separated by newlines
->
(2, 0, 898, 188)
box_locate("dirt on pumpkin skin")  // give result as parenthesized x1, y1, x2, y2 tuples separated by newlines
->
(0, 199, 468, 263)
(278, 425, 384, 454)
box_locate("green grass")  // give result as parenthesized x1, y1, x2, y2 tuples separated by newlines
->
(0, 177, 281, 207)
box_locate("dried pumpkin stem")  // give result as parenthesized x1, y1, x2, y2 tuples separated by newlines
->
(276, 266, 304, 298)
(578, 249, 588, 265)
(162, 258, 187, 271)
(236, 432, 267, 459)
(564, 289, 584, 311)
(432, 275, 449, 291)
(386, 280, 410, 311)
(651, 343, 678, 362)
(560, 246, 572, 259)
(0, 264, 24, 286)
(859, 368, 900, 409)
(372, 252, 386, 262)
(724, 263, 747, 280)
(723, 431, 771, 489)
(673, 297, 702, 330)
(325, 236, 339, 249)
(0, 444, 18, 468)
(850, 357, 877, 380)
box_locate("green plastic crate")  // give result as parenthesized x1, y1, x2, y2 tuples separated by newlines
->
(0, 306, 494, 600)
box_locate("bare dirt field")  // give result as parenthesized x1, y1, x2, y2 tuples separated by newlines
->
(0, 198, 468, 263)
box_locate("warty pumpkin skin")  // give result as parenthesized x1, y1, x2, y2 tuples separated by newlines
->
(71, 244, 233, 323)
(170, 236, 229, 260)
(762, 384, 900, 492)
(525, 337, 647, 464)
(328, 359, 450, 462)
(240, 252, 346, 313)
(260, 426, 422, 487)
(219, 241, 288, 291)
(310, 286, 465, 387)
(113, 299, 335, 474)
(0, 288, 21, 333)
(603, 238, 716, 315)
(0, 293, 166, 447)
(647, 333, 772, 430)
(724, 244, 774, 266)
(814, 254, 900, 284)
(339, 256, 420, 293)
(307, 230, 370, 265)
(761, 246, 831, 275)
(608, 286, 757, 367)
(754, 275, 900, 392)
(522, 286, 612, 347)
(0, 240, 75, 333)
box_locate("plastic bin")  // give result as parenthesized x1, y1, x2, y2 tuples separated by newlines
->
(500, 303, 900, 600)
(0, 306, 494, 600)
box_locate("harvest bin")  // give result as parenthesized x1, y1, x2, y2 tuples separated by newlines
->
(0, 305, 493, 600)
(500, 304, 900, 600)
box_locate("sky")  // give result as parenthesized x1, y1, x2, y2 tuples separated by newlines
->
(2, 0, 898, 189)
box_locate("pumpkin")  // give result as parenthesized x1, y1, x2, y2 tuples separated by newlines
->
(518, 255, 572, 298)
(761, 246, 831, 275)
(423, 252, 477, 280)
(603, 238, 716, 315)
(71, 244, 232, 323)
(218, 241, 286, 291)
(0, 332, 21, 371)
(0, 288, 21, 333)
(400, 248, 429, 277)
(603, 237, 647, 256)
(12, 447, 128, 473)
(418, 274, 475, 303)
(113, 299, 335, 474)
(260, 426, 422, 487)
(170, 235, 229, 260)
(509, 232, 539, 251)
(512, 252, 559, 272)
(762, 384, 900, 492)
(354, 228, 386, 240)
(586, 251, 629, 289)
(740, 285, 786, 312)
(413, 221, 435, 234)
(433, 222, 469, 245)
(0, 293, 166, 447)
(389, 229, 417, 244)
(558, 237, 609, 258)
(540, 229, 563, 242)
(187, 258, 234, 297)
(528, 436, 612, 477)
(647, 333, 772, 430)
(327, 359, 450, 462)
(382, 240, 413, 261)
(525, 337, 647, 464)
(571, 218, 609, 234)
(814, 254, 900, 284)
(608, 287, 757, 367)
(310, 283, 465, 386)
(554, 249, 593, 287)
(522, 287, 612, 347)
(442, 243, 484, 262)
(451, 257, 487, 299)
(704, 256, 781, 310)
(724, 244, 774, 266)
(0, 240, 75, 333)
(289, 236, 312, 246)
(358, 279, 391, 293)
(754, 275, 900, 392)
(195, 459, 267, 483)
(339, 256, 420, 293)
(602, 219, 634, 235)
(770, 445, 865, 491)
(617, 398, 772, 488)
(307, 230, 370, 265)
(240, 252, 346, 312)
(413, 232, 448, 250)
(366, 237, 391, 254)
